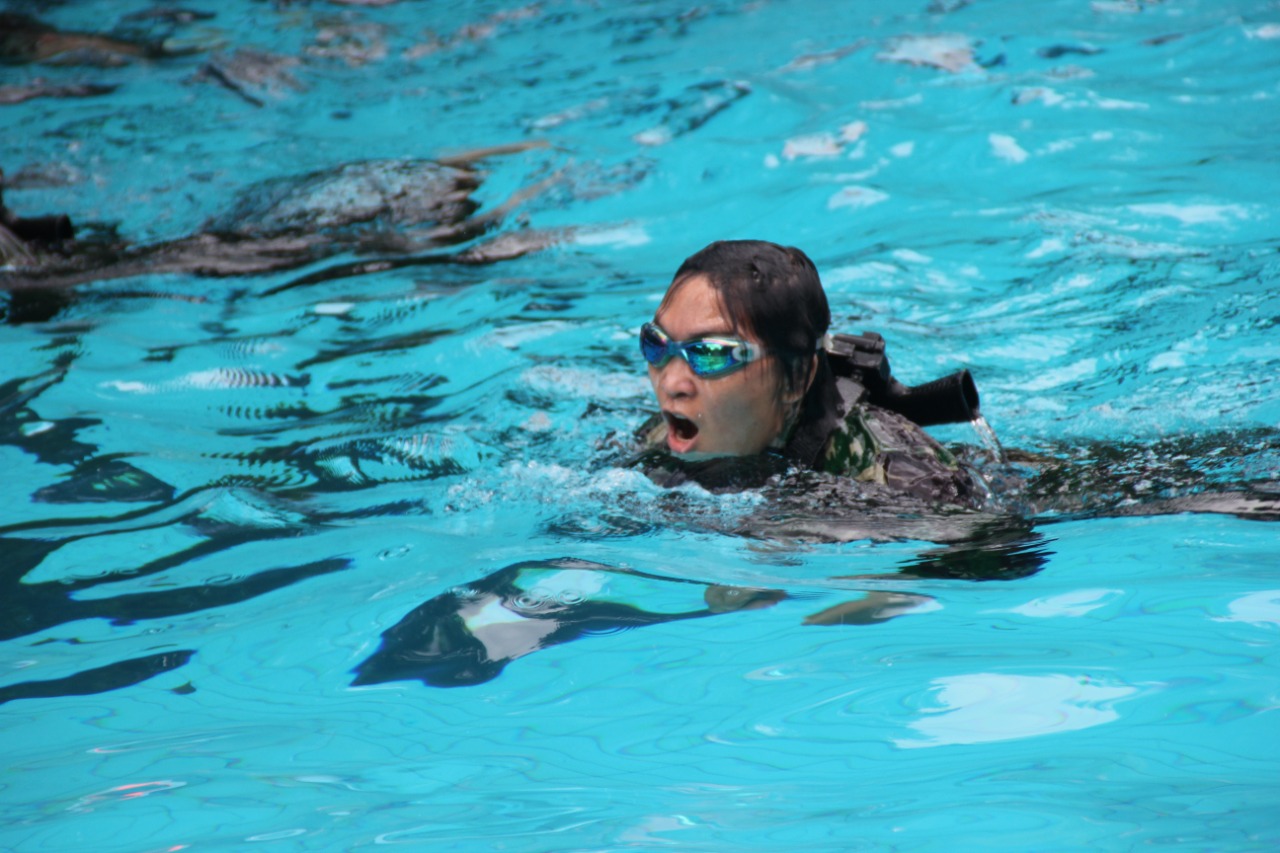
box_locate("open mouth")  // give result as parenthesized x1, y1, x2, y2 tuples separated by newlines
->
(664, 411, 699, 451)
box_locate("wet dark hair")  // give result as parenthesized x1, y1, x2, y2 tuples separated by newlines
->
(662, 239, 837, 431)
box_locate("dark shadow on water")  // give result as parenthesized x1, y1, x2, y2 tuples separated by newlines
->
(0, 649, 194, 706)
(0, 498, 352, 702)
(0, 528, 351, 642)
(899, 516, 1054, 581)
(33, 454, 175, 504)
(352, 558, 789, 689)
(351, 516, 1057, 689)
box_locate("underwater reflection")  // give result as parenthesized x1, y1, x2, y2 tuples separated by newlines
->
(1, 142, 560, 315)
(899, 517, 1053, 581)
(352, 558, 787, 689)
(0, 650, 194, 707)
(351, 538, 1056, 689)
(2, 359, 180, 501)
(0, 485, 353, 704)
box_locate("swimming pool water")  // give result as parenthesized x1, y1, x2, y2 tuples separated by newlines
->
(2, 0, 1278, 850)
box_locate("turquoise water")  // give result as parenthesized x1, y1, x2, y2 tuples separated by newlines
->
(2, 0, 1279, 850)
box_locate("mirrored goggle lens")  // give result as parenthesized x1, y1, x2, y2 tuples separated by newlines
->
(683, 341, 745, 376)
(639, 323, 671, 366)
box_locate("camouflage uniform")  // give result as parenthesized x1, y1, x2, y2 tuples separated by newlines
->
(637, 398, 980, 506)
(813, 403, 979, 505)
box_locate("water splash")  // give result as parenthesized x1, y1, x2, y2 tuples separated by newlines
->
(970, 413, 1007, 465)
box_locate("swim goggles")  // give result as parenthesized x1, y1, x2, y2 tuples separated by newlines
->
(639, 322, 764, 378)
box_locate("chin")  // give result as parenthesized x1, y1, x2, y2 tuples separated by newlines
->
(669, 445, 750, 460)
(671, 448, 718, 460)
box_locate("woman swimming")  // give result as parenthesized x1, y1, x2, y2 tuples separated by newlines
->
(635, 239, 981, 505)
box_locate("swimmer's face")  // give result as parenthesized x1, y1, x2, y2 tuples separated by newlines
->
(648, 274, 799, 457)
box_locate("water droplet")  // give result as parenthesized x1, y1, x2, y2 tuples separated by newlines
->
(514, 590, 549, 610)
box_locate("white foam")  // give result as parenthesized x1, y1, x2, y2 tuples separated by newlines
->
(632, 127, 672, 146)
(989, 133, 1029, 164)
(877, 34, 977, 73)
(783, 132, 842, 160)
(839, 120, 868, 142)
(1026, 237, 1066, 259)
(1148, 351, 1186, 371)
(892, 249, 932, 264)
(822, 261, 898, 284)
(1013, 87, 1065, 107)
(521, 364, 647, 400)
(1094, 97, 1148, 111)
(1245, 23, 1280, 39)
(314, 302, 355, 315)
(573, 224, 651, 247)
(827, 185, 889, 210)
(860, 93, 924, 110)
(1021, 358, 1098, 391)
(1129, 203, 1251, 225)
(983, 333, 1076, 363)
(100, 380, 154, 394)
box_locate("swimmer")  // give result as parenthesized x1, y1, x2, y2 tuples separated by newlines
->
(0, 143, 563, 320)
(635, 239, 981, 505)
(0, 12, 203, 66)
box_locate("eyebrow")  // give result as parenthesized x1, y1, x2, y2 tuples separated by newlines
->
(652, 320, 741, 340)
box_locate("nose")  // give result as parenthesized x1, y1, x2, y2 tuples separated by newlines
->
(654, 355, 697, 400)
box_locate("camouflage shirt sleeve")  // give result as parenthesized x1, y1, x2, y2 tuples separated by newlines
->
(817, 404, 980, 505)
